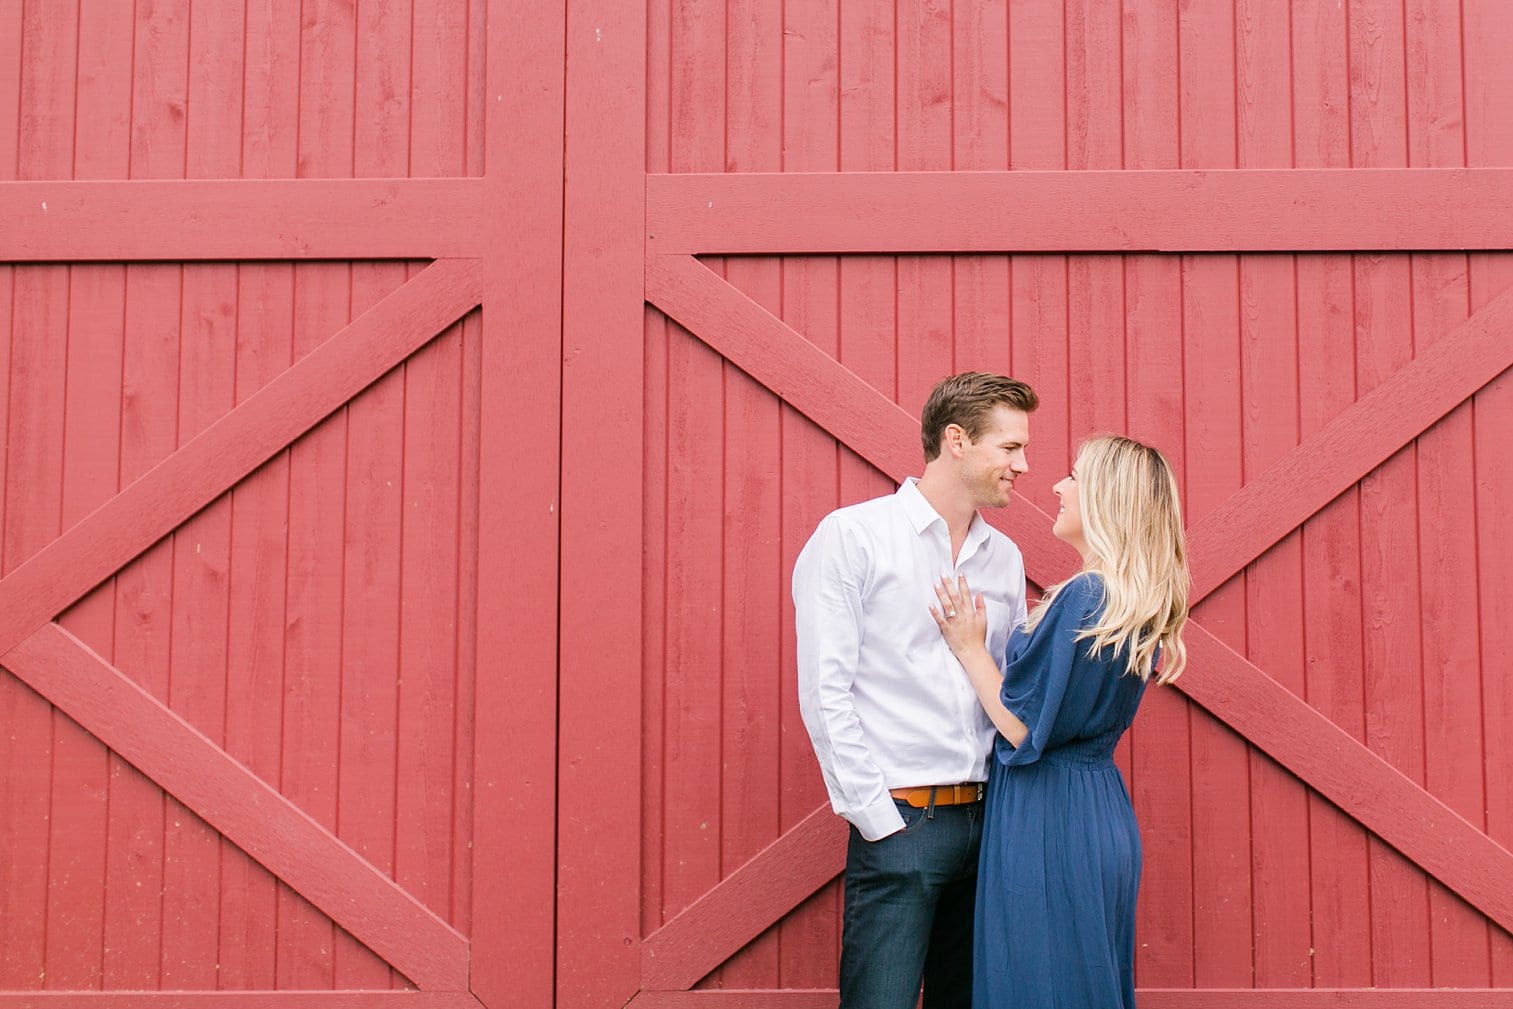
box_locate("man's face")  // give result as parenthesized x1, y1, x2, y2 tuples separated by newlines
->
(955, 405, 1030, 508)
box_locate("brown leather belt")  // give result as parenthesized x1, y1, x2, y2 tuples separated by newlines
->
(889, 782, 985, 808)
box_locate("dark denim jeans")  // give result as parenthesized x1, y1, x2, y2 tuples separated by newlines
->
(839, 797, 983, 1009)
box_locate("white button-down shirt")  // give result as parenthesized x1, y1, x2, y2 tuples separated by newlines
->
(793, 479, 1028, 840)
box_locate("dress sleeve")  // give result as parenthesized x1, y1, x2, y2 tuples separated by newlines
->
(997, 574, 1101, 768)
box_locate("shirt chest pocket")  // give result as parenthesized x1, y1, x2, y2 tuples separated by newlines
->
(981, 597, 1015, 657)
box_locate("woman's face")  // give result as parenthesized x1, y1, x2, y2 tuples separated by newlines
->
(1051, 468, 1086, 551)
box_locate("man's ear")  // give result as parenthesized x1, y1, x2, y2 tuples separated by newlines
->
(944, 423, 966, 458)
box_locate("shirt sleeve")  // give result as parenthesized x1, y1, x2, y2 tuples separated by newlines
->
(997, 574, 1100, 768)
(792, 515, 905, 841)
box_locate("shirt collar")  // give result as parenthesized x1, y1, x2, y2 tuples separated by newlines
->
(897, 478, 990, 551)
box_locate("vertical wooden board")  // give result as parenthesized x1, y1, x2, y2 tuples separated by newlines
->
(159, 265, 237, 990)
(1006, 3, 1066, 507)
(222, 0, 299, 987)
(661, 319, 725, 924)
(718, 0, 784, 984)
(105, 262, 180, 988)
(242, 0, 301, 180)
(335, 336, 404, 992)
(1177, 1, 1254, 986)
(276, 265, 349, 990)
(475, 0, 569, 965)
(643, 0, 673, 950)
(49, 264, 126, 990)
(1349, 0, 1435, 987)
(17, 0, 94, 992)
(953, 0, 1009, 383)
(160, 2, 246, 981)
(338, 1, 413, 986)
(665, 0, 725, 959)
(717, 363, 784, 987)
(836, 0, 894, 521)
(0, 0, 19, 176)
(395, 323, 465, 928)
(1, 262, 68, 990)
(279, 0, 355, 985)
(1120, 0, 1192, 988)
(1464, 0, 1513, 986)
(778, 0, 843, 984)
(1065, 0, 1126, 448)
(1406, 0, 1493, 986)
(220, 264, 294, 990)
(560, 0, 644, 1001)
(450, 310, 480, 937)
(1291, 0, 1374, 987)
(896, 0, 952, 425)
(412, 0, 469, 179)
(1235, 4, 1311, 982)
(642, 304, 671, 943)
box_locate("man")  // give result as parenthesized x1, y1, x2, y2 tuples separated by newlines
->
(793, 372, 1037, 1009)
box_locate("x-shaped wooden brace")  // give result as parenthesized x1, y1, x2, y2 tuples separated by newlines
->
(635, 173, 1513, 989)
(0, 257, 483, 992)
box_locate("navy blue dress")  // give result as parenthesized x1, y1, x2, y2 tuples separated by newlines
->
(975, 573, 1148, 1009)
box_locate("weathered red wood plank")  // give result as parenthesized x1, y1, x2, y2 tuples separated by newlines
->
(1463, 0, 1513, 986)
(773, 4, 846, 977)
(161, 261, 237, 988)
(626, 993, 1513, 1009)
(0, 179, 483, 261)
(1177, 0, 1256, 986)
(471, 0, 564, 1005)
(645, 168, 1513, 254)
(659, 0, 729, 990)
(642, 806, 848, 990)
(558, 0, 646, 1004)
(1235, 0, 1315, 985)
(2, 622, 468, 991)
(0, 995, 481, 1008)
(0, 258, 482, 662)
(1, 266, 67, 990)
(402, 0, 471, 938)
(1187, 283, 1513, 603)
(220, 262, 295, 990)
(718, 0, 785, 987)
(163, 5, 246, 978)
(1122, 3, 1192, 983)
(282, 2, 361, 981)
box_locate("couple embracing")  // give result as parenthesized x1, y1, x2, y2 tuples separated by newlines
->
(794, 372, 1190, 1009)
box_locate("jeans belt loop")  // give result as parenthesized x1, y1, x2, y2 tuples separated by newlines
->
(925, 785, 938, 819)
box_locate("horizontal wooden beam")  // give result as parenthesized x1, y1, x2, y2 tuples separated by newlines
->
(641, 807, 847, 990)
(2, 627, 469, 991)
(0, 994, 481, 1007)
(627, 990, 1513, 1008)
(0, 258, 482, 660)
(646, 169, 1513, 253)
(0, 178, 482, 261)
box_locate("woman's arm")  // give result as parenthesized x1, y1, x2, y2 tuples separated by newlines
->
(931, 575, 1029, 748)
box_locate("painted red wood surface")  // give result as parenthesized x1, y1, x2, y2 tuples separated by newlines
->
(0, 2, 501, 1006)
(6, 2, 1513, 1008)
(603, 1, 1513, 1006)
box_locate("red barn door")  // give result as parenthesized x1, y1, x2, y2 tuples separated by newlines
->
(0, 3, 561, 1007)
(560, 2, 1513, 1007)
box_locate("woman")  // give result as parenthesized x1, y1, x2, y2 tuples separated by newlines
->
(930, 434, 1189, 1009)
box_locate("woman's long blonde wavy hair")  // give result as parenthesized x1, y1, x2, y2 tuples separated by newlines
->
(1023, 435, 1190, 684)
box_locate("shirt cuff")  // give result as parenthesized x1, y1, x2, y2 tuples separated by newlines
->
(848, 795, 907, 841)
